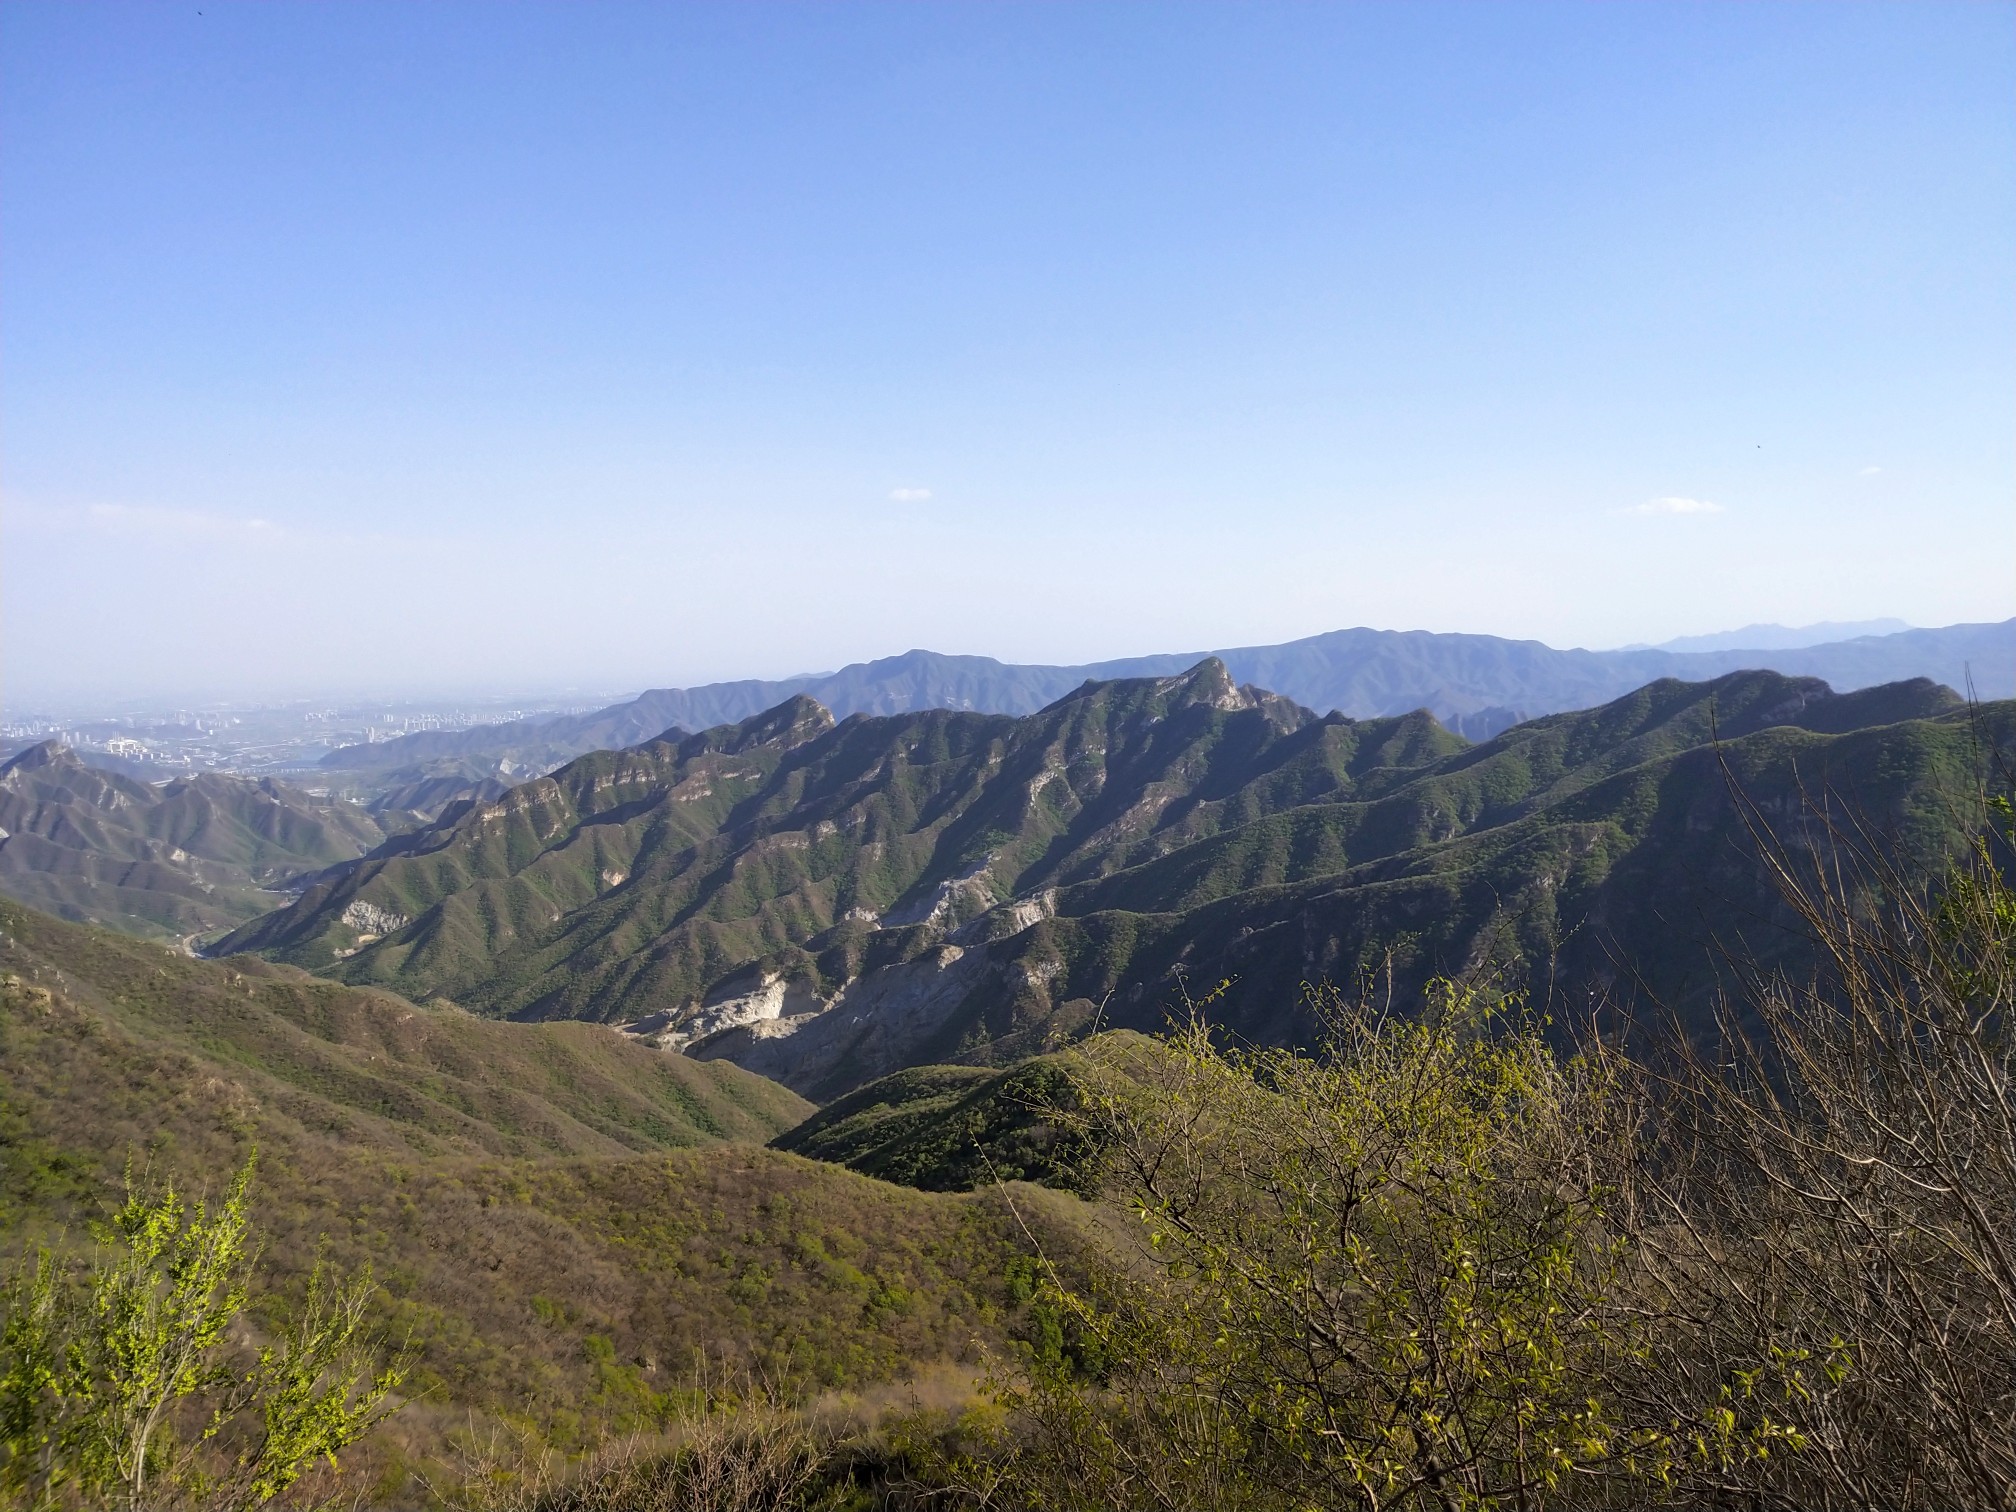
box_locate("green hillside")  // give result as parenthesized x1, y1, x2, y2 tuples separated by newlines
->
(223, 662, 1461, 1023)
(769, 1032, 1171, 1193)
(0, 896, 806, 1163)
(0, 742, 388, 943)
(0, 899, 1068, 1488)
(223, 662, 2004, 1100)
(774, 1053, 1079, 1192)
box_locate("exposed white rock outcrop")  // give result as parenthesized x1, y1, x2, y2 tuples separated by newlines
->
(622, 969, 830, 1052)
(687, 944, 989, 1097)
(340, 899, 410, 937)
(1154, 659, 1250, 712)
(993, 890, 1056, 936)
(949, 890, 1056, 946)
(881, 853, 998, 928)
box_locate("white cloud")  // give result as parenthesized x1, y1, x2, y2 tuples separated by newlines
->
(5, 497, 431, 556)
(0, 500, 292, 541)
(1859, 465, 1883, 476)
(888, 487, 933, 503)
(1626, 496, 1725, 516)
(84, 503, 285, 539)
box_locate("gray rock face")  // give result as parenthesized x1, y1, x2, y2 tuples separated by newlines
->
(687, 944, 991, 1101)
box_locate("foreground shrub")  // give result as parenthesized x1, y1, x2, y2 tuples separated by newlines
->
(977, 793, 2015, 1510)
(0, 1153, 404, 1510)
(1612, 795, 2016, 1509)
(992, 985, 1645, 1511)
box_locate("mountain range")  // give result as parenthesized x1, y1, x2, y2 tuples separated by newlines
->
(4, 625, 2009, 1489)
(232, 660, 2008, 1100)
(0, 742, 391, 942)
(318, 618, 2015, 781)
(19, 619, 1973, 821)
(1635, 617, 1911, 653)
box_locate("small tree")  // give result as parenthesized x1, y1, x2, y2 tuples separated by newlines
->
(998, 986, 1644, 1512)
(0, 1153, 406, 1510)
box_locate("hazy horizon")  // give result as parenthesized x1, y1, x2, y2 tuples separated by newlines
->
(15, 614, 2000, 720)
(6, 3, 2011, 706)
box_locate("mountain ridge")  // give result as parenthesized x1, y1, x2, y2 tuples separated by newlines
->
(1631, 617, 1912, 653)
(232, 661, 2004, 1100)
(318, 618, 2016, 779)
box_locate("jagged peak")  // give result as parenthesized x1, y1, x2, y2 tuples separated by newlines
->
(682, 694, 836, 757)
(1153, 657, 1241, 707)
(1036, 657, 1315, 726)
(0, 740, 78, 775)
(1152, 658, 1315, 726)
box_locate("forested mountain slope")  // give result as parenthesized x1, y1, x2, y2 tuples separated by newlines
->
(694, 671, 2001, 1098)
(226, 664, 1459, 1013)
(0, 742, 388, 942)
(229, 662, 2003, 1099)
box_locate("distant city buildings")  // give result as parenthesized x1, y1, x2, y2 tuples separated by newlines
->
(1, 694, 612, 780)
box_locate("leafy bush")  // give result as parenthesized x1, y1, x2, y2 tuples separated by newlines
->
(0, 1153, 404, 1510)
(967, 793, 2016, 1510)
(992, 986, 1641, 1511)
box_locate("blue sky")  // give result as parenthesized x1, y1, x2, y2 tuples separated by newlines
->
(4, 1, 2011, 703)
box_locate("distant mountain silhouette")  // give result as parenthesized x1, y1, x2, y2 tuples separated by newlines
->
(1635, 618, 1912, 653)
(321, 618, 2016, 779)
